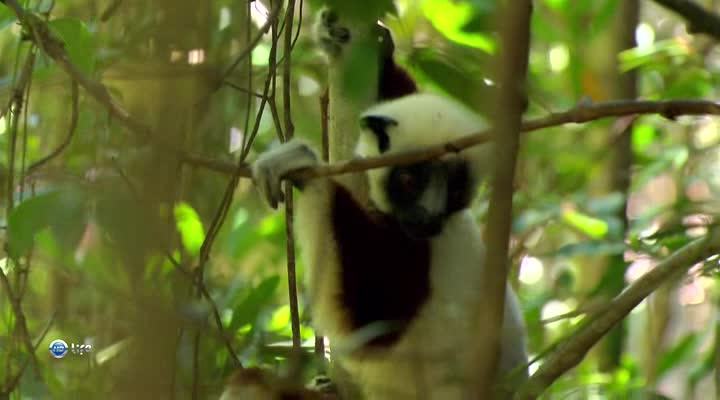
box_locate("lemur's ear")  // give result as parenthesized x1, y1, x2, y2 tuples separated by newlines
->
(360, 115, 397, 153)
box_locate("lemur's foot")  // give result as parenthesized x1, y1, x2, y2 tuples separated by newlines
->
(315, 8, 351, 57)
(252, 139, 319, 209)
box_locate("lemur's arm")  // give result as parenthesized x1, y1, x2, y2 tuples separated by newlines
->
(317, 9, 417, 102)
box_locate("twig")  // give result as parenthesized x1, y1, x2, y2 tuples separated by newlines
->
(281, 0, 302, 353)
(516, 227, 720, 399)
(221, 1, 282, 83)
(523, 99, 720, 130)
(99, 0, 123, 22)
(5, 49, 36, 213)
(238, 0, 255, 171)
(651, 0, 720, 39)
(4, 313, 55, 393)
(475, 0, 532, 397)
(27, 81, 79, 174)
(223, 81, 266, 99)
(0, 262, 40, 379)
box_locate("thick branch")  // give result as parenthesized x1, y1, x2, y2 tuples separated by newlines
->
(476, 0, 532, 396)
(184, 99, 720, 180)
(650, 0, 720, 39)
(516, 228, 720, 399)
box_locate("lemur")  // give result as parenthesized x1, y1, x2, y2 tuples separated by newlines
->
(248, 9, 528, 400)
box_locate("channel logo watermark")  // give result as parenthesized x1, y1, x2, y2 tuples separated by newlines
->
(49, 339, 93, 359)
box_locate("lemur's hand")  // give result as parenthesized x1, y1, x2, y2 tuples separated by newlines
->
(314, 8, 351, 57)
(252, 139, 319, 209)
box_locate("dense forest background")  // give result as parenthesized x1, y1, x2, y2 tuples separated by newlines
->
(1, 0, 720, 399)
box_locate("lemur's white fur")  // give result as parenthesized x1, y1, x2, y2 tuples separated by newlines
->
(253, 93, 528, 399)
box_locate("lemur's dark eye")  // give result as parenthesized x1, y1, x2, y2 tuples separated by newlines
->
(397, 171, 417, 192)
(386, 163, 432, 207)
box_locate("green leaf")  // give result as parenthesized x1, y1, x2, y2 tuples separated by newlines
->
(0, 6, 16, 31)
(550, 241, 625, 258)
(8, 190, 86, 259)
(414, 51, 475, 104)
(544, 0, 568, 11)
(688, 346, 715, 389)
(49, 17, 95, 74)
(586, 193, 626, 215)
(422, 0, 496, 53)
(229, 276, 280, 331)
(174, 202, 205, 257)
(562, 209, 608, 239)
(656, 333, 699, 379)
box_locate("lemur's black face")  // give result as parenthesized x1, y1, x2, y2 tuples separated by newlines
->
(384, 159, 473, 238)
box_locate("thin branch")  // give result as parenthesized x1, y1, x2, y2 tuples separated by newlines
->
(180, 153, 251, 177)
(0, 263, 40, 379)
(5, 49, 36, 214)
(5, 313, 55, 393)
(183, 99, 720, 180)
(99, 0, 123, 22)
(281, 0, 301, 353)
(223, 81, 266, 99)
(221, 1, 282, 83)
(27, 80, 79, 174)
(650, 0, 720, 39)
(1, 47, 35, 123)
(523, 99, 720, 130)
(516, 227, 720, 399)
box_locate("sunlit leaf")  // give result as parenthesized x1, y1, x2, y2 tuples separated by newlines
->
(268, 305, 290, 331)
(174, 202, 205, 257)
(619, 39, 690, 72)
(632, 124, 656, 154)
(258, 213, 285, 237)
(562, 209, 608, 239)
(544, 0, 568, 11)
(95, 338, 132, 365)
(252, 43, 270, 66)
(422, 0, 496, 53)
